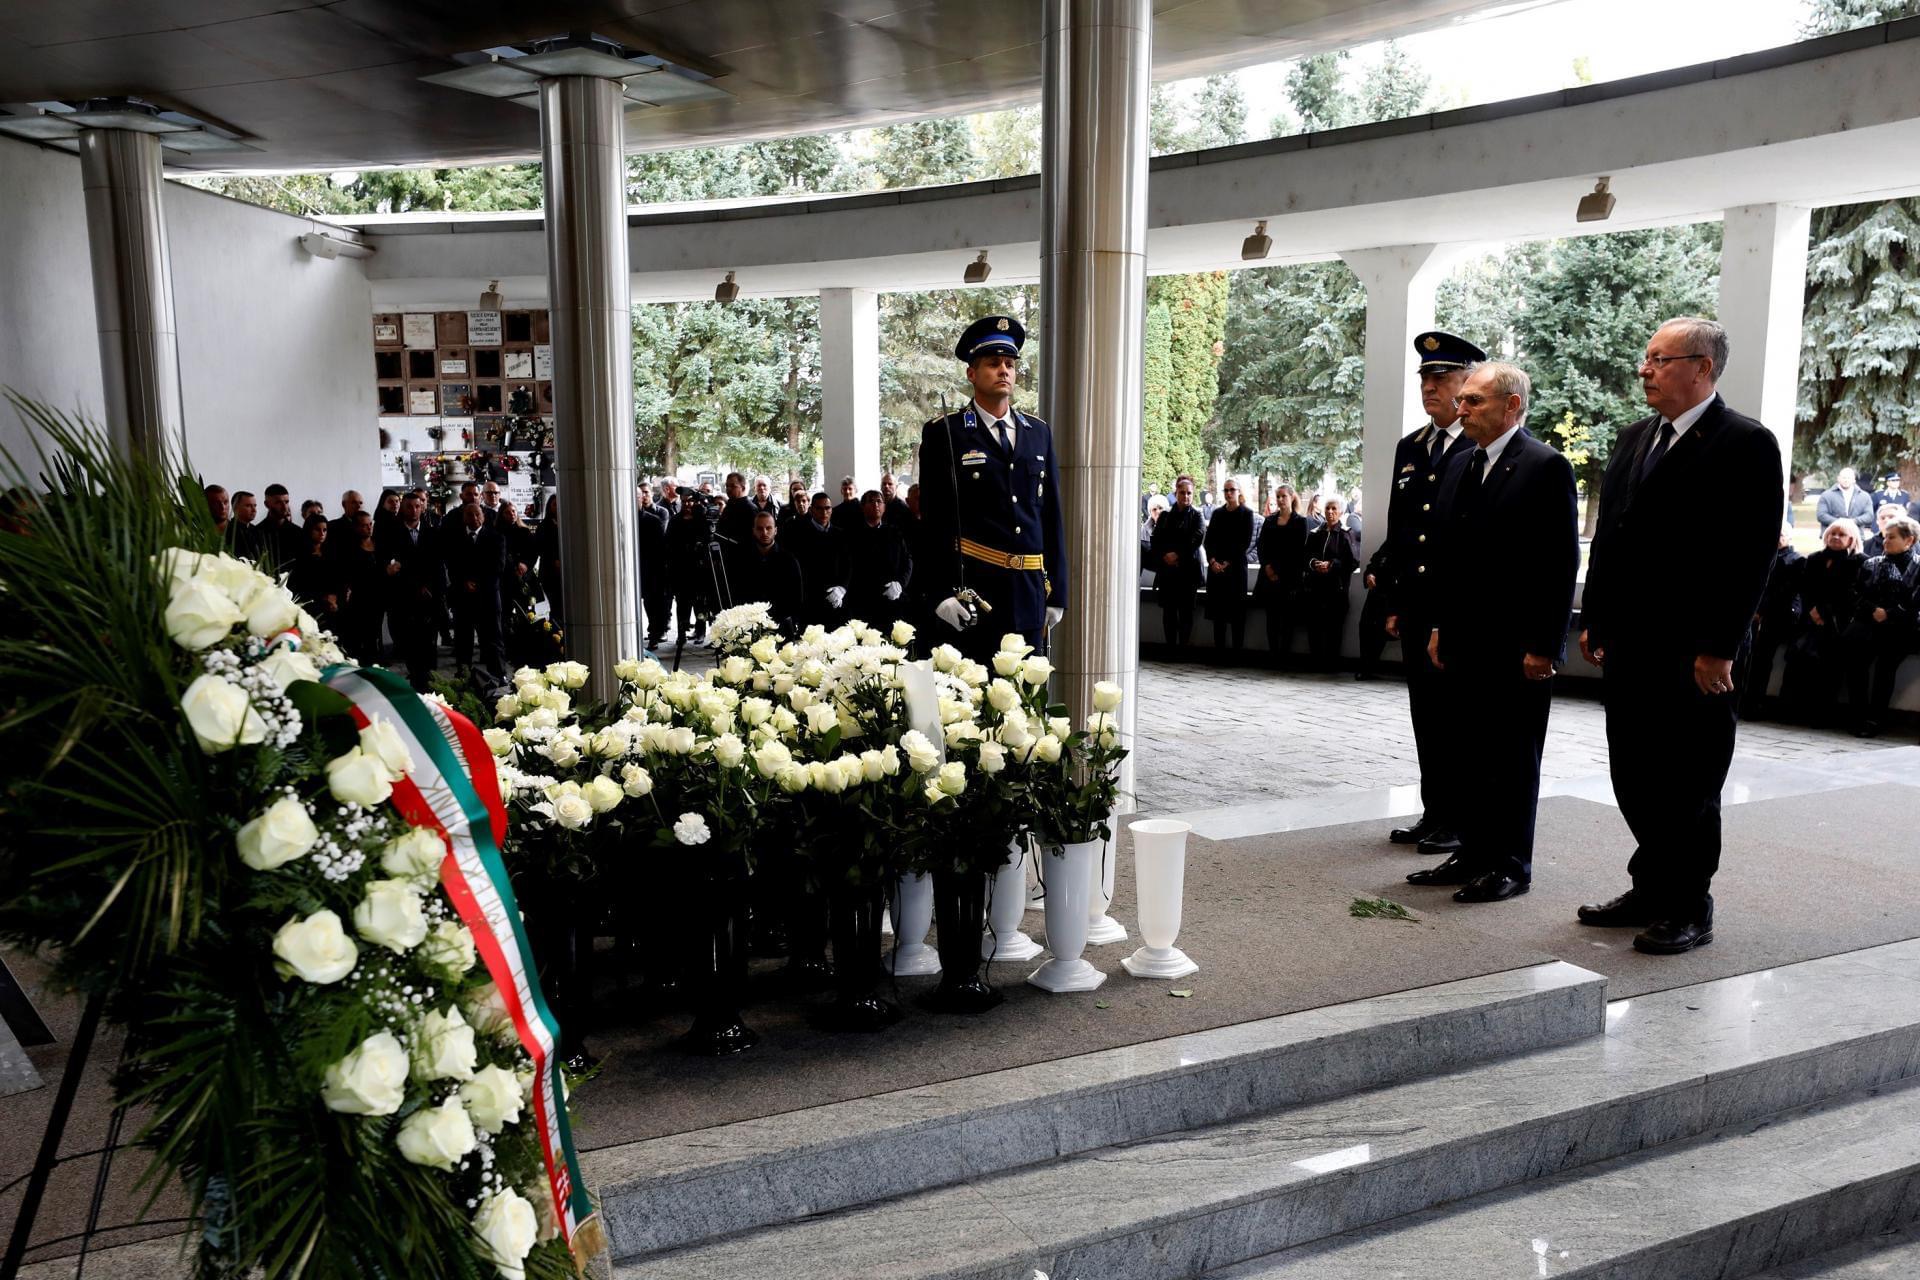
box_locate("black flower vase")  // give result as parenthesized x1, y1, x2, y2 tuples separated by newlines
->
(922, 869, 1000, 1013)
(677, 878, 757, 1056)
(816, 879, 899, 1032)
(779, 876, 834, 992)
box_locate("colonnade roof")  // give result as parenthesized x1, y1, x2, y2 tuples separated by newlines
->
(0, 0, 1532, 173)
(343, 22, 1920, 311)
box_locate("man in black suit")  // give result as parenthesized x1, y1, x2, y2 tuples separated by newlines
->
(786, 491, 851, 629)
(831, 476, 863, 530)
(1374, 331, 1485, 857)
(377, 489, 446, 691)
(326, 490, 365, 559)
(636, 482, 671, 652)
(1408, 361, 1578, 904)
(1149, 476, 1206, 649)
(1578, 317, 1783, 954)
(846, 490, 914, 629)
(442, 501, 508, 681)
(729, 509, 805, 637)
(716, 471, 757, 546)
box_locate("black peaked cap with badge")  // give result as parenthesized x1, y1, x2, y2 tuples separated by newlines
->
(955, 314, 1026, 362)
(1413, 330, 1487, 373)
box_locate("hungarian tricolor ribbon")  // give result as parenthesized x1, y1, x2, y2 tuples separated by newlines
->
(323, 664, 603, 1260)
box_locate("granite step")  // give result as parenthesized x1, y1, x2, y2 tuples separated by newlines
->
(1210, 1079, 1920, 1279)
(588, 960, 1606, 1258)
(624, 940, 1920, 1279)
(1749, 1226, 1920, 1278)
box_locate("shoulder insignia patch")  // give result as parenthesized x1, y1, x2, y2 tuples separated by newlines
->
(1400, 463, 1415, 473)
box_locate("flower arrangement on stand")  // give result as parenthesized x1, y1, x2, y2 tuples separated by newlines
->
(0, 403, 597, 1279)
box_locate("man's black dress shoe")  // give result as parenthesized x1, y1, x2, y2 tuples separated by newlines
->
(1453, 872, 1530, 903)
(1634, 916, 1713, 954)
(1577, 889, 1656, 928)
(1417, 830, 1463, 856)
(1389, 816, 1439, 845)
(1406, 854, 1476, 886)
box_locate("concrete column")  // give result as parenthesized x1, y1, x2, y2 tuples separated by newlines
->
(78, 128, 184, 463)
(540, 75, 639, 703)
(1042, 0, 1150, 808)
(819, 287, 880, 491)
(1338, 244, 1451, 654)
(1718, 203, 1809, 484)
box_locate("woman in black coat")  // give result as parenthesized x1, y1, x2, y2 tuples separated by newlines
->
(1780, 518, 1864, 723)
(1301, 496, 1359, 671)
(333, 510, 385, 663)
(1203, 480, 1256, 656)
(287, 514, 346, 626)
(1255, 485, 1308, 667)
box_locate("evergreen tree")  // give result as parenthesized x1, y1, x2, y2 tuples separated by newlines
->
(1796, 198, 1920, 473)
(1286, 53, 1353, 133)
(1141, 304, 1175, 492)
(867, 117, 976, 188)
(972, 106, 1041, 178)
(1150, 273, 1230, 485)
(1800, 0, 1920, 35)
(1190, 75, 1250, 148)
(1358, 42, 1432, 122)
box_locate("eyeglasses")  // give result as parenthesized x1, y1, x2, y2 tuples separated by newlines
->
(1452, 393, 1495, 407)
(1640, 353, 1706, 369)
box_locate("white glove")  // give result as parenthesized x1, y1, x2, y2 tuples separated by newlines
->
(882, 581, 903, 601)
(1045, 606, 1065, 629)
(826, 586, 847, 608)
(934, 596, 971, 629)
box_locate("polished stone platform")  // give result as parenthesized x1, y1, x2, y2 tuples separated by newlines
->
(624, 940, 1920, 1279)
(1753, 1228, 1920, 1278)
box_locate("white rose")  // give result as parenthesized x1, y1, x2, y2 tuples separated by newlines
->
(550, 791, 593, 830)
(739, 697, 773, 727)
(320, 1029, 410, 1115)
(998, 713, 1034, 750)
(808, 760, 845, 795)
(544, 660, 590, 689)
(1048, 715, 1072, 740)
(165, 578, 244, 650)
(877, 745, 901, 776)
(900, 730, 941, 774)
(936, 760, 968, 796)
(718, 655, 755, 684)
(673, 812, 711, 846)
(236, 795, 318, 870)
(788, 686, 816, 712)
(1087, 711, 1120, 747)
(978, 741, 1007, 774)
(797, 658, 827, 687)
(464, 982, 515, 1044)
(273, 910, 358, 984)
(630, 659, 666, 689)
(750, 670, 772, 692)
(712, 733, 746, 768)
(327, 747, 394, 807)
(1020, 656, 1053, 686)
(833, 755, 865, 790)
(483, 727, 513, 757)
(957, 660, 990, 687)
(931, 644, 962, 672)
(1035, 734, 1064, 764)
(613, 657, 642, 682)
(257, 647, 321, 691)
(776, 763, 811, 794)
(749, 635, 779, 664)
(460, 1064, 525, 1135)
(991, 651, 1022, 677)
(153, 547, 207, 592)
(353, 879, 429, 954)
(358, 716, 413, 779)
(999, 633, 1034, 657)
(751, 740, 792, 777)
(541, 738, 581, 769)
(944, 720, 982, 747)
(772, 673, 797, 697)
(413, 1005, 478, 1081)
(419, 919, 477, 975)
(804, 702, 840, 737)
(620, 763, 654, 797)
(181, 673, 267, 754)
(665, 726, 698, 755)
(580, 774, 622, 814)
(891, 619, 916, 647)
(540, 687, 572, 715)
(381, 826, 445, 881)
(859, 750, 885, 782)
(397, 1096, 476, 1171)
(770, 707, 800, 736)
(986, 680, 1021, 714)
(1092, 680, 1124, 712)
(923, 780, 947, 806)
(243, 584, 301, 639)
(472, 1189, 539, 1280)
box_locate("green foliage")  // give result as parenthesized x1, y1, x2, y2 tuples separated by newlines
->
(1800, 0, 1920, 35)
(632, 298, 818, 477)
(1360, 43, 1432, 122)
(1151, 273, 1230, 485)
(1349, 896, 1418, 922)
(1286, 53, 1352, 132)
(1141, 305, 1175, 493)
(972, 106, 1042, 178)
(1796, 198, 1920, 475)
(878, 285, 1041, 472)
(867, 117, 977, 189)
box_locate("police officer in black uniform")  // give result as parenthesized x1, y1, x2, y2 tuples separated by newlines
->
(918, 315, 1069, 662)
(1378, 331, 1486, 858)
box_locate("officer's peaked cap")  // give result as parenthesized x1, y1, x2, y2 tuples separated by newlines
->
(956, 315, 1026, 362)
(1413, 330, 1487, 373)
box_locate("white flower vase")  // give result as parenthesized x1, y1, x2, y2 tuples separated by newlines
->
(886, 870, 940, 976)
(982, 838, 1043, 963)
(1025, 853, 1046, 912)
(1121, 819, 1199, 979)
(1086, 835, 1127, 946)
(1028, 840, 1107, 992)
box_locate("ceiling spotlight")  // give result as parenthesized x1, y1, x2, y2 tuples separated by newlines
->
(1241, 220, 1271, 262)
(715, 271, 739, 305)
(479, 279, 503, 310)
(298, 232, 373, 260)
(1576, 177, 1615, 223)
(964, 250, 992, 285)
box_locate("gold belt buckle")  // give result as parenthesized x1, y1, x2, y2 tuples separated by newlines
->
(1005, 550, 1022, 569)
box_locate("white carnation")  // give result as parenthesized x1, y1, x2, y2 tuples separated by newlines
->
(673, 812, 711, 846)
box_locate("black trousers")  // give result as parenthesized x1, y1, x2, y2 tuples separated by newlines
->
(1304, 594, 1349, 669)
(1447, 661, 1551, 881)
(1780, 622, 1845, 720)
(641, 586, 672, 646)
(1401, 617, 1452, 828)
(1159, 584, 1197, 647)
(451, 586, 504, 678)
(1842, 619, 1914, 722)
(1604, 650, 1743, 919)
(1262, 591, 1298, 664)
(390, 602, 439, 691)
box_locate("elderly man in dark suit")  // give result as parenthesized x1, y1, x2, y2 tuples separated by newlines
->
(1408, 361, 1578, 905)
(1578, 317, 1783, 955)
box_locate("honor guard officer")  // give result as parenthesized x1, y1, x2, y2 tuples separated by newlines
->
(919, 315, 1069, 662)
(1375, 330, 1486, 858)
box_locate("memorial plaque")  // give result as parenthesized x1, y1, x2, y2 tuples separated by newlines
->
(504, 350, 533, 379)
(441, 383, 472, 414)
(408, 388, 437, 415)
(374, 322, 399, 343)
(402, 314, 436, 348)
(533, 344, 553, 379)
(466, 311, 503, 346)
(440, 357, 468, 377)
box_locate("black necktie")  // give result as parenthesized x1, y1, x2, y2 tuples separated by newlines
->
(1429, 429, 1446, 465)
(1639, 420, 1675, 483)
(1458, 447, 1489, 506)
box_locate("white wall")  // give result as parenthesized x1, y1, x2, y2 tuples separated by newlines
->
(0, 136, 377, 504)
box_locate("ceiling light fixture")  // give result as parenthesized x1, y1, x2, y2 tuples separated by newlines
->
(1576, 177, 1615, 223)
(964, 250, 992, 285)
(419, 33, 732, 112)
(298, 232, 373, 261)
(715, 271, 740, 305)
(479, 279, 503, 310)
(1241, 220, 1271, 261)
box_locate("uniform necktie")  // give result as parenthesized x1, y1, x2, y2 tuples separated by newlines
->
(998, 418, 1012, 453)
(1639, 420, 1674, 483)
(1429, 429, 1446, 465)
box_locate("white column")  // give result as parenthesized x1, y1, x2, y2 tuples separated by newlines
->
(1338, 244, 1452, 654)
(819, 287, 880, 491)
(1718, 204, 1809, 484)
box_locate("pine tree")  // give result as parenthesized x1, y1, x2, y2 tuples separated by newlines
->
(1285, 53, 1353, 133)
(1799, 0, 1920, 36)
(1152, 273, 1231, 484)
(1141, 304, 1175, 493)
(1358, 43, 1431, 122)
(867, 118, 976, 188)
(1190, 75, 1249, 148)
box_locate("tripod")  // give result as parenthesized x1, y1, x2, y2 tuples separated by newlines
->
(672, 532, 735, 672)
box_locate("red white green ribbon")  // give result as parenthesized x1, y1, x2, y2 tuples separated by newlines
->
(323, 664, 601, 1257)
